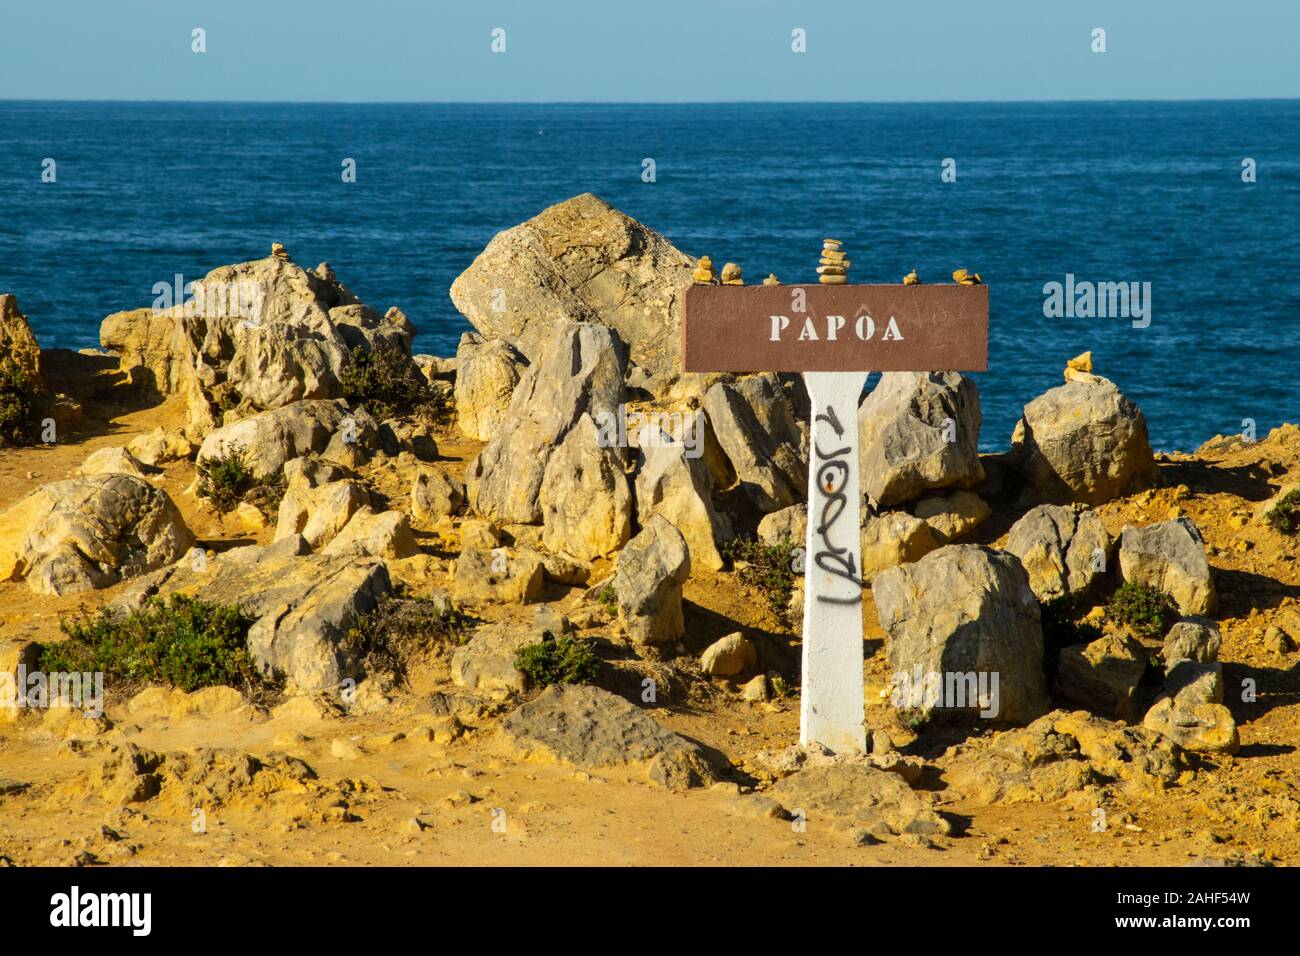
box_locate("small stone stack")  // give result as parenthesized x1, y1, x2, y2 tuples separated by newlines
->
(692, 256, 716, 284)
(903, 269, 920, 285)
(720, 262, 743, 286)
(952, 268, 982, 286)
(817, 239, 850, 285)
(762, 273, 780, 286)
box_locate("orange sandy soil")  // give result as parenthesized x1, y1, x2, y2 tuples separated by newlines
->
(0, 351, 1296, 867)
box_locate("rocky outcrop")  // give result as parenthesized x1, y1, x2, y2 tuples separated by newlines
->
(0, 293, 44, 390)
(860, 511, 939, 579)
(100, 248, 416, 440)
(453, 332, 526, 441)
(611, 515, 691, 646)
(858, 372, 983, 507)
(500, 683, 717, 790)
(1013, 375, 1156, 504)
(1119, 517, 1217, 615)
(1005, 504, 1111, 600)
(0, 474, 193, 595)
(467, 321, 626, 525)
(634, 438, 730, 571)
(77, 446, 150, 479)
(410, 466, 466, 522)
(320, 508, 419, 560)
(768, 762, 951, 839)
(197, 400, 353, 480)
(539, 414, 632, 561)
(702, 374, 807, 513)
(873, 545, 1050, 724)
(449, 193, 694, 376)
(275, 480, 371, 550)
(451, 547, 545, 606)
(115, 536, 391, 694)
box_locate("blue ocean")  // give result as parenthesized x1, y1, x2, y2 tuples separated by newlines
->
(2, 100, 1298, 451)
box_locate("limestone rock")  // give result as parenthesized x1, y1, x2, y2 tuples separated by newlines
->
(539, 414, 632, 561)
(873, 545, 1050, 724)
(451, 547, 545, 606)
(1143, 698, 1239, 754)
(858, 372, 984, 507)
(913, 489, 990, 544)
(275, 480, 371, 551)
(768, 763, 950, 839)
(1119, 517, 1218, 615)
(634, 437, 730, 571)
(1162, 617, 1222, 664)
(78, 446, 149, 479)
(453, 332, 526, 441)
(1014, 375, 1156, 504)
(758, 504, 807, 547)
(612, 515, 691, 646)
(411, 466, 466, 522)
(0, 474, 193, 595)
(500, 684, 717, 790)
(449, 193, 694, 377)
(467, 321, 626, 524)
(197, 400, 352, 480)
(451, 606, 565, 696)
(860, 511, 939, 579)
(320, 508, 420, 561)
(1054, 633, 1148, 720)
(114, 539, 391, 694)
(700, 632, 757, 677)
(127, 427, 192, 466)
(0, 293, 44, 391)
(1004, 504, 1112, 600)
(702, 374, 807, 513)
(1164, 659, 1223, 706)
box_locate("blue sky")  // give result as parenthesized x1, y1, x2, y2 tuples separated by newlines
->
(1, 0, 1296, 102)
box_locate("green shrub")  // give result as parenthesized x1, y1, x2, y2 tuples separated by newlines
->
(196, 446, 284, 517)
(1264, 489, 1300, 536)
(725, 536, 799, 627)
(0, 357, 39, 446)
(340, 343, 429, 421)
(514, 633, 600, 688)
(1106, 582, 1179, 641)
(41, 595, 261, 694)
(1040, 594, 1103, 649)
(342, 595, 476, 684)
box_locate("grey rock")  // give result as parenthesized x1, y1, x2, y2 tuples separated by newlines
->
(453, 332, 527, 442)
(197, 400, 351, 480)
(1119, 517, 1218, 615)
(1162, 617, 1222, 663)
(634, 436, 730, 571)
(451, 606, 565, 696)
(768, 763, 951, 839)
(1054, 633, 1148, 720)
(702, 374, 807, 513)
(1005, 504, 1112, 600)
(411, 466, 466, 522)
(612, 515, 691, 646)
(539, 413, 632, 560)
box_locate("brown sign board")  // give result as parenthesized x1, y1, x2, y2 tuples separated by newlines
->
(681, 284, 988, 373)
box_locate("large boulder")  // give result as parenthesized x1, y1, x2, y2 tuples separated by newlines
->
(702, 374, 807, 513)
(0, 293, 43, 390)
(100, 248, 416, 440)
(611, 515, 691, 646)
(634, 436, 731, 571)
(115, 537, 391, 694)
(1004, 504, 1112, 600)
(539, 414, 633, 560)
(467, 321, 625, 524)
(501, 683, 717, 790)
(449, 193, 694, 376)
(275, 480, 371, 550)
(1118, 518, 1217, 615)
(873, 545, 1050, 725)
(451, 547, 545, 606)
(453, 332, 526, 442)
(1013, 375, 1156, 504)
(0, 474, 194, 595)
(858, 372, 983, 507)
(196, 400, 353, 480)
(860, 511, 940, 579)
(451, 606, 566, 696)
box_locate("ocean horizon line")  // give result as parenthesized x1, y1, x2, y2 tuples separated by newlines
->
(3, 96, 1299, 107)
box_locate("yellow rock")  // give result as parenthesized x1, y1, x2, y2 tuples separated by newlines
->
(818, 258, 851, 268)
(903, 270, 920, 285)
(720, 262, 743, 285)
(763, 274, 780, 286)
(692, 255, 715, 283)
(819, 275, 848, 285)
(822, 238, 842, 247)
(816, 265, 847, 275)
(952, 268, 982, 285)
(821, 249, 847, 261)
(1067, 351, 1092, 373)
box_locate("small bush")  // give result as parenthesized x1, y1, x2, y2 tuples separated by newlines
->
(596, 584, 616, 612)
(0, 357, 39, 446)
(41, 595, 263, 695)
(514, 633, 600, 688)
(1040, 594, 1103, 649)
(196, 446, 284, 517)
(342, 595, 476, 684)
(1106, 582, 1179, 641)
(1264, 489, 1300, 536)
(340, 343, 429, 421)
(725, 536, 799, 627)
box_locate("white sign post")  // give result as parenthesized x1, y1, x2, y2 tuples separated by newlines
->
(681, 283, 988, 754)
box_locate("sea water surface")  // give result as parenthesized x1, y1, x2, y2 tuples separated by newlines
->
(1, 100, 1298, 451)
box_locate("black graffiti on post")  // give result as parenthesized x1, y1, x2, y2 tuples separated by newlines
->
(811, 403, 865, 603)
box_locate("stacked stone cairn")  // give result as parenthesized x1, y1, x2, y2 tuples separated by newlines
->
(817, 239, 849, 285)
